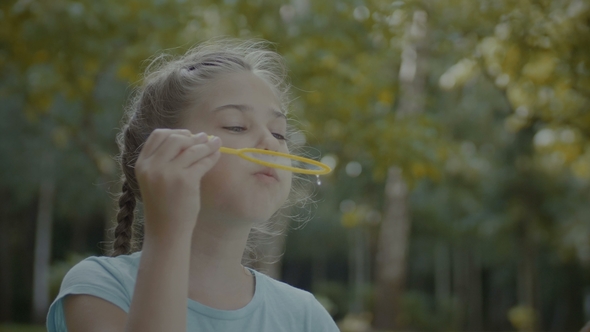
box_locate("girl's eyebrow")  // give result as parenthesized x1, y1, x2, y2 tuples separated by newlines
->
(212, 104, 286, 120)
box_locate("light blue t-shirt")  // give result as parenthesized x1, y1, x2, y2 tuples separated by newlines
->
(46, 251, 340, 331)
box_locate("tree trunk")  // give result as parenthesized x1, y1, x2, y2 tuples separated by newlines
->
(396, 10, 429, 118)
(312, 249, 327, 285)
(373, 10, 428, 330)
(374, 167, 411, 328)
(434, 242, 451, 306)
(71, 216, 90, 253)
(349, 227, 369, 314)
(0, 195, 14, 321)
(452, 246, 467, 327)
(517, 218, 538, 331)
(31, 177, 56, 324)
(466, 250, 483, 331)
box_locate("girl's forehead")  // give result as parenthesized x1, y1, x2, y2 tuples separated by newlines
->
(186, 71, 284, 124)
(201, 71, 281, 109)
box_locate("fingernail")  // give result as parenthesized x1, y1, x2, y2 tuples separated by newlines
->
(193, 132, 206, 139)
(210, 136, 220, 143)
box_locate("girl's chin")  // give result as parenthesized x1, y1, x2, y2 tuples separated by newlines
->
(200, 188, 286, 221)
(200, 205, 280, 225)
(231, 207, 280, 224)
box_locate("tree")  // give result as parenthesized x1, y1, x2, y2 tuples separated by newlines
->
(374, 8, 430, 330)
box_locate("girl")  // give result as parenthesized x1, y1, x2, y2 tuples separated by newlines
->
(46, 38, 339, 331)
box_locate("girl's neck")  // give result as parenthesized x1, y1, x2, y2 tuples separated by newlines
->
(186, 218, 254, 309)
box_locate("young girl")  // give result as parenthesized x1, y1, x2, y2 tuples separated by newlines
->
(46, 38, 339, 331)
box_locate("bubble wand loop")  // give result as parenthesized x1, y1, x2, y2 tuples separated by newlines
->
(206, 136, 332, 175)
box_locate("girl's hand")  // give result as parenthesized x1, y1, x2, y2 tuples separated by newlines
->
(135, 129, 221, 241)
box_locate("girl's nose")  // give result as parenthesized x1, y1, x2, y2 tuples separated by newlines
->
(256, 131, 280, 152)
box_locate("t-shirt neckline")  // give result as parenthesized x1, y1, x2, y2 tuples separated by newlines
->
(186, 267, 262, 320)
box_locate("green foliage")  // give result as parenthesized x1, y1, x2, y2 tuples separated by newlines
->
(312, 281, 350, 318)
(429, 0, 590, 177)
(399, 291, 461, 331)
(2, 0, 590, 328)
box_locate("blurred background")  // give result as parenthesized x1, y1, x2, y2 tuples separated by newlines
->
(1, 0, 590, 331)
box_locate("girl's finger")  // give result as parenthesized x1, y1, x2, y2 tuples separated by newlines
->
(172, 137, 221, 168)
(185, 150, 221, 175)
(151, 132, 208, 163)
(140, 129, 192, 160)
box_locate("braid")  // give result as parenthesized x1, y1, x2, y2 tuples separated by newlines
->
(111, 180, 136, 257)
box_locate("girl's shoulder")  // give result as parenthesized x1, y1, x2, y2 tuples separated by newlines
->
(59, 251, 143, 301)
(46, 252, 142, 331)
(65, 251, 142, 285)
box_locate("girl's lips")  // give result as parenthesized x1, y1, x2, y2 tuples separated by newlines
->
(253, 167, 279, 181)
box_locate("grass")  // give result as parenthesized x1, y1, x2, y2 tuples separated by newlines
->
(0, 324, 46, 332)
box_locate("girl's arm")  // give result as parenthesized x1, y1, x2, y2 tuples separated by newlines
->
(124, 229, 193, 332)
(63, 232, 192, 332)
(63, 130, 221, 331)
(63, 294, 127, 331)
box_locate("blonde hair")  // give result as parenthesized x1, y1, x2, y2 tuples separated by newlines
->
(107, 38, 311, 263)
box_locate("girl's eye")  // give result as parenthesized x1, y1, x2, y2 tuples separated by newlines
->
(224, 127, 286, 141)
(273, 133, 287, 141)
(224, 126, 246, 133)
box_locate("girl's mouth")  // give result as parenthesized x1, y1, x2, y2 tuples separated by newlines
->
(253, 168, 279, 181)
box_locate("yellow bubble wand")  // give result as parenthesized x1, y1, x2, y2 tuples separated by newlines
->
(207, 136, 332, 175)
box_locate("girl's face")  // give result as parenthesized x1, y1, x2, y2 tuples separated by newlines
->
(184, 71, 292, 225)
